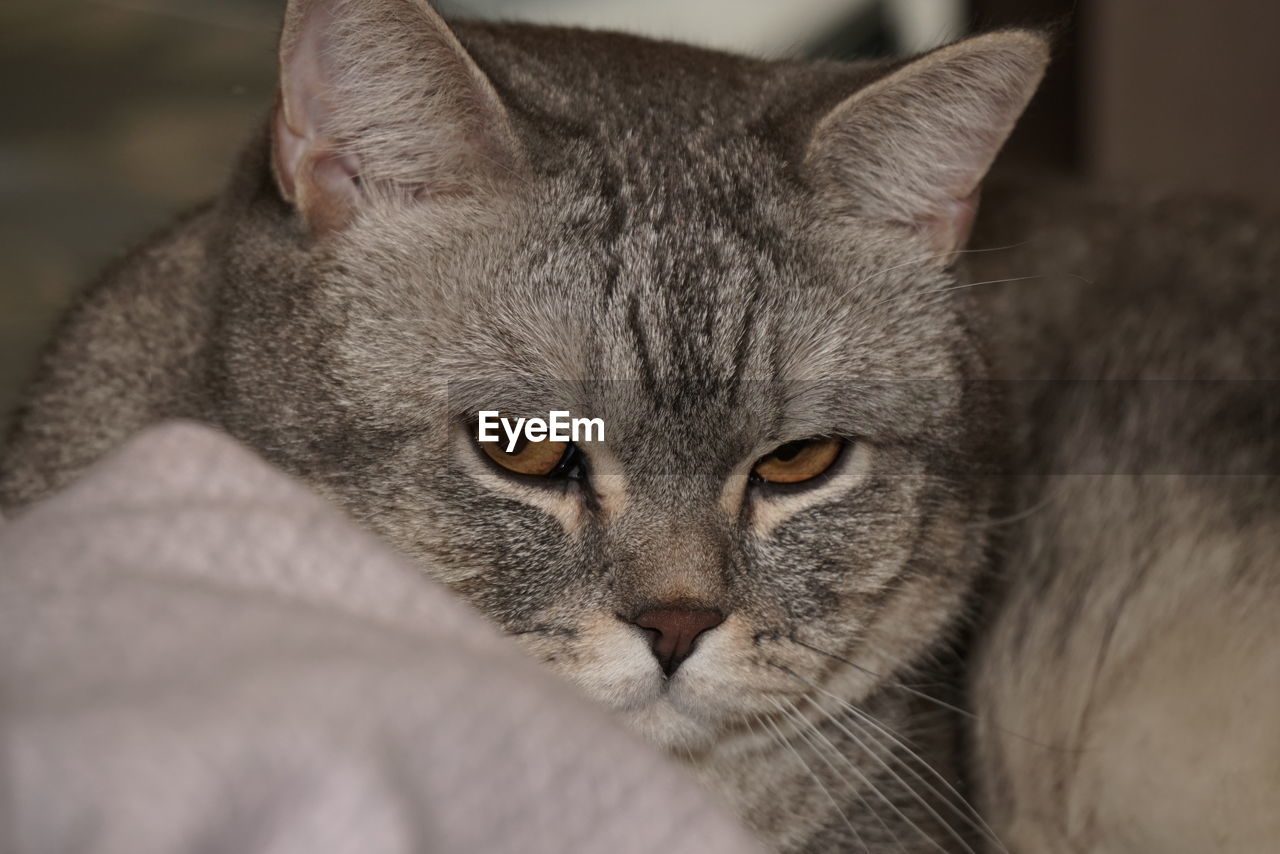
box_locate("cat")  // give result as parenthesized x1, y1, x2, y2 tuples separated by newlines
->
(2, 0, 1276, 852)
(965, 181, 1280, 852)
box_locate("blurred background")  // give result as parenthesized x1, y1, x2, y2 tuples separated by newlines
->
(2, 0, 1278, 434)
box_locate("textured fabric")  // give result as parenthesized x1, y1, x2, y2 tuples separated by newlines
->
(0, 421, 762, 854)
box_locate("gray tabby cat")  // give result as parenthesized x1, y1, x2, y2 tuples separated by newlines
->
(2, 0, 1276, 852)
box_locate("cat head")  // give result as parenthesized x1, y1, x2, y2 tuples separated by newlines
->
(219, 0, 1046, 752)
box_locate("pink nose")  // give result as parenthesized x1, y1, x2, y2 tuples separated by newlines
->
(631, 607, 725, 676)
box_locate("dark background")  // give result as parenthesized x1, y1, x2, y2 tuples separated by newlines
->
(2, 0, 1277, 432)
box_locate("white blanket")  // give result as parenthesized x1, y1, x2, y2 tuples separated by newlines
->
(0, 422, 762, 854)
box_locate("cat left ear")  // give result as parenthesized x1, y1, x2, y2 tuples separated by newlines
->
(272, 0, 524, 234)
(806, 31, 1049, 257)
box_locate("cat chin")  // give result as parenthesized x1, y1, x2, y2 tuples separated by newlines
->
(613, 670, 758, 754)
(618, 697, 721, 753)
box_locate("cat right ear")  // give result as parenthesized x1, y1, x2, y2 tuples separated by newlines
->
(272, 0, 524, 234)
(806, 31, 1049, 258)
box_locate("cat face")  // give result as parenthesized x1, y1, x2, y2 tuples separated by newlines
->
(248, 167, 996, 753)
(220, 0, 1045, 753)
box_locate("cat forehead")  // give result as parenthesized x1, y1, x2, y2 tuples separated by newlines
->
(327, 20, 962, 399)
(500, 180, 837, 384)
(351, 159, 945, 391)
(443, 206, 939, 408)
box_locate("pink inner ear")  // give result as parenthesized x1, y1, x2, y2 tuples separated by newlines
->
(911, 185, 977, 256)
(272, 97, 361, 231)
(309, 149, 362, 199)
(272, 0, 363, 229)
(920, 186, 981, 256)
(271, 0, 526, 233)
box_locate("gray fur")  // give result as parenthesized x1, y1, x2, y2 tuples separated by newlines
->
(967, 182, 1280, 853)
(3, 3, 1276, 853)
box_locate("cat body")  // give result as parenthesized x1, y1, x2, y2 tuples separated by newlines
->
(2, 2, 1276, 852)
(968, 183, 1280, 853)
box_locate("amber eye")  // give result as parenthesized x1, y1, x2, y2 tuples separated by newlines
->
(480, 435, 575, 477)
(752, 437, 844, 485)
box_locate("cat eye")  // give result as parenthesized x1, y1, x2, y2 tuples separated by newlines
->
(752, 437, 844, 485)
(480, 436, 582, 479)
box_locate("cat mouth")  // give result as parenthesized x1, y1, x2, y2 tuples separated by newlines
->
(610, 671, 692, 711)
(602, 665, 714, 723)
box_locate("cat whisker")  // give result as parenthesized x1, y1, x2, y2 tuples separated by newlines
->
(771, 697, 909, 853)
(774, 710, 890, 853)
(863, 269, 1093, 318)
(788, 635, 976, 718)
(964, 487, 1061, 529)
(782, 695, 976, 854)
(864, 274, 1044, 313)
(773, 696, 947, 854)
(788, 636, 1081, 753)
(861, 240, 1032, 284)
(752, 711, 874, 853)
(775, 663, 1009, 854)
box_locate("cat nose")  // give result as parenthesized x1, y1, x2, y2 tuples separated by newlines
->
(630, 606, 725, 677)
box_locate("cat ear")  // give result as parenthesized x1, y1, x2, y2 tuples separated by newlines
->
(806, 31, 1049, 257)
(272, 0, 523, 234)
